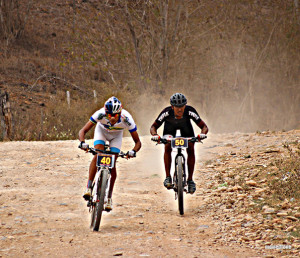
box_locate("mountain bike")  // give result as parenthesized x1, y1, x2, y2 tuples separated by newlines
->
(82, 145, 127, 231)
(152, 134, 207, 215)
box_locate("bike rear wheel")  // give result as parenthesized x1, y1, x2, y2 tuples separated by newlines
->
(177, 156, 184, 215)
(92, 169, 109, 231)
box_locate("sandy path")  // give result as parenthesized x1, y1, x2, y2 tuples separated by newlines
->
(0, 135, 260, 257)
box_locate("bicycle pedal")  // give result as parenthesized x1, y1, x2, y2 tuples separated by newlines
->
(187, 190, 195, 194)
(165, 183, 173, 189)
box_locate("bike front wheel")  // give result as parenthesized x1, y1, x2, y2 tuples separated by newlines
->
(90, 183, 96, 228)
(177, 156, 184, 215)
(92, 169, 109, 231)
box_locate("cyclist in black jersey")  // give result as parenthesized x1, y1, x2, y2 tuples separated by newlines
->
(150, 93, 208, 193)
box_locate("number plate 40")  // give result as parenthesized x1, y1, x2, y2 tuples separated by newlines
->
(96, 154, 115, 168)
(171, 138, 188, 148)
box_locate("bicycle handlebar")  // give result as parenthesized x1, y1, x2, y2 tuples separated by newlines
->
(152, 135, 207, 144)
(88, 147, 127, 157)
(79, 145, 128, 158)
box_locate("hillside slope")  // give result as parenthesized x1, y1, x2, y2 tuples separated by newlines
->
(0, 1, 299, 140)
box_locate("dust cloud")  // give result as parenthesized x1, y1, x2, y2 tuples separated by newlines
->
(127, 80, 299, 137)
(130, 92, 171, 136)
(122, 42, 299, 136)
(138, 58, 299, 135)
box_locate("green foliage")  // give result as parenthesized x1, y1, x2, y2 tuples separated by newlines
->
(218, 182, 228, 188)
(290, 229, 300, 238)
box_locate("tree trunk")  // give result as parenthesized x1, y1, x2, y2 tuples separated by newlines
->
(159, 0, 169, 87)
(0, 91, 12, 140)
(124, 2, 146, 89)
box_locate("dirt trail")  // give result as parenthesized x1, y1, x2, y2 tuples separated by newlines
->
(0, 133, 298, 257)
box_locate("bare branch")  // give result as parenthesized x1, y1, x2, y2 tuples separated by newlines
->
(30, 74, 93, 96)
(124, 1, 145, 86)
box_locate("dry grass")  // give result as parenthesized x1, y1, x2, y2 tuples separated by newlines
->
(269, 141, 300, 201)
(0, 0, 300, 140)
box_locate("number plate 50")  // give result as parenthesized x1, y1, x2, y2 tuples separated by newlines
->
(96, 154, 115, 168)
(171, 138, 188, 148)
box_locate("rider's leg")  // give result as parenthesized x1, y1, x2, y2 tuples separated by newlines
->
(107, 155, 118, 199)
(88, 144, 104, 185)
(83, 144, 104, 200)
(187, 142, 195, 181)
(88, 156, 97, 186)
(164, 143, 172, 177)
(106, 133, 122, 200)
(163, 143, 173, 189)
(187, 142, 196, 193)
(89, 124, 106, 187)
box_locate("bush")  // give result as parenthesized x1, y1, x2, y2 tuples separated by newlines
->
(269, 142, 300, 200)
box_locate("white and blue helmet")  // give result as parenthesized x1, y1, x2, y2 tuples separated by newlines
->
(104, 96, 122, 114)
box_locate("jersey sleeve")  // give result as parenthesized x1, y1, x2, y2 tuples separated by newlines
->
(90, 108, 106, 124)
(187, 106, 202, 124)
(154, 107, 170, 128)
(122, 110, 137, 132)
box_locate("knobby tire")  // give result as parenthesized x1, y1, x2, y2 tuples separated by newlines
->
(90, 183, 96, 228)
(92, 169, 108, 231)
(177, 156, 184, 215)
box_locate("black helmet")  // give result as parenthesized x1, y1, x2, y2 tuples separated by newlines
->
(170, 93, 187, 107)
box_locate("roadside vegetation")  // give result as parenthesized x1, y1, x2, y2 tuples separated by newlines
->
(270, 141, 300, 201)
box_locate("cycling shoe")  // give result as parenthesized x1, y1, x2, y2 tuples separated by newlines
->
(104, 198, 113, 211)
(164, 176, 173, 189)
(187, 180, 196, 194)
(83, 187, 92, 201)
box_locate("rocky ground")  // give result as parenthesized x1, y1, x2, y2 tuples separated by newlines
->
(195, 130, 300, 257)
(0, 130, 299, 257)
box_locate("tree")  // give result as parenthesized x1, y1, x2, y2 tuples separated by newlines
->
(0, 0, 32, 46)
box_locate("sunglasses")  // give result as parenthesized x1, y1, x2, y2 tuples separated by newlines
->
(107, 113, 120, 119)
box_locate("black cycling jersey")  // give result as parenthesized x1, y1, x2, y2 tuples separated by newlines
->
(153, 105, 202, 137)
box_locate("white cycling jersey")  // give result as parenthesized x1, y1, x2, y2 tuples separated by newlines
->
(90, 108, 137, 133)
(90, 108, 137, 153)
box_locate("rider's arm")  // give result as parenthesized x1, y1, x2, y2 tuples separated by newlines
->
(197, 120, 209, 134)
(150, 107, 169, 136)
(130, 130, 142, 152)
(150, 122, 159, 136)
(187, 106, 208, 134)
(79, 121, 95, 142)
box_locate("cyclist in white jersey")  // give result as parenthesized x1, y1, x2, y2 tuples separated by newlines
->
(78, 96, 141, 210)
